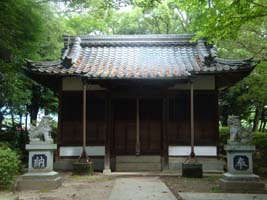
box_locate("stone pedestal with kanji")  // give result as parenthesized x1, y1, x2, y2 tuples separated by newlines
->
(219, 144, 265, 193)
(17, 144, 62, 190)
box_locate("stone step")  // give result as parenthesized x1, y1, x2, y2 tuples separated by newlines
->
(116, 163, 161, 171)
(168, 157, 225, 172)
(116, 155, 161, 163)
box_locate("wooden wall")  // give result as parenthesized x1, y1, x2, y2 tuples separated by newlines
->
(168, 91, 218, 146)
(60, 92, 106, 146)
(59, 90, 218, 152)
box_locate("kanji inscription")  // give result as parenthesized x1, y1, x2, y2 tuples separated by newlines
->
(233, 155, 249, 171)
(32, 154, 47, 169)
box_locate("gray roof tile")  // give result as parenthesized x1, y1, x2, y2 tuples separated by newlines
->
(27, 34, 253, 79)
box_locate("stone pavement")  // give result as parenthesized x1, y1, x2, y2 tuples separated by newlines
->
(179, 192, 267, 200)
(0, 192, 18, 200)
(108, 177, 177, 200)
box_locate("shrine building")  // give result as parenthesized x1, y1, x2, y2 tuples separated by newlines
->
(26, 34, 254, 172)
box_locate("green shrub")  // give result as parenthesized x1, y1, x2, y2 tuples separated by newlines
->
(219, 126, 230, 155)
(253, 132, 267, 176)
(0, 129, 29, 164)
(253, 132, 267, 150)
(0, 147, 20, 188)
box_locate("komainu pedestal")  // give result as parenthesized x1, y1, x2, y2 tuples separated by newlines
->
(219, 116, 266, 193)
(17, 144, 62, 191)
(219, 145, 265, 193)
(17, 117, 62, 190)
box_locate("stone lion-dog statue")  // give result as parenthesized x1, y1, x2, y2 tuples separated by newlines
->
(29, 116, 54, 144)
(227, 115, 252, 145)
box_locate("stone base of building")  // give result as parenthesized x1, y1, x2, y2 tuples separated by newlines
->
(169, 157, 224, 173)
(55, 156, 224, 173)
(219, 173, 266, 193)
(16, 171, 62, 191)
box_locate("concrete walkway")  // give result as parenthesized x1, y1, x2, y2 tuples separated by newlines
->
(179, 192, 267, 200)
(109, 177, 177, 200)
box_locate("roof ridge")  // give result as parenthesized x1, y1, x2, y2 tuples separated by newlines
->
(63, 34, 196, 45)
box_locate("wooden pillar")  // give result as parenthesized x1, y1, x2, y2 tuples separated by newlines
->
(83, 83, 86, 151)
(162, 96, 169, 169)
(190, 81, 195, 157)
(57, 80, 62, 152)
(79, 80, 89, 162)
(136, 97, 140, 155)
(103, 94, 111, 174)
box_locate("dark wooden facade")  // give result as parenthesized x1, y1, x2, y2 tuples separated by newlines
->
(59, 87, 218, 157)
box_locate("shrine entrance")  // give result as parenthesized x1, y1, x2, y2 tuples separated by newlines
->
(113, 98, 162, 156)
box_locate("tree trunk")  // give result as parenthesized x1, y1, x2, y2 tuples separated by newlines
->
(221, 116, 228, 127)
(30, 107, 39, 125)
(253, 108, 261, 132)
(25, 113, 28, 131)
(28, 84, 42, 125)
(263, 121, 266, 132)
(259, 109, 266, 132)
(0, 111, 4, 131)
(11, 109, 15, 128)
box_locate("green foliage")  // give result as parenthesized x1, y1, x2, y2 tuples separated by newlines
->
(62, 0, 190, 35)
(253, 132, 267, 153)
(0, 0, 62, 129)
(219, 126, 230, 155)
(219, 62, 267, 125)
(253, 131, 267, 176)
(0, 128, 29, 162)
(0, 147, 20, 188)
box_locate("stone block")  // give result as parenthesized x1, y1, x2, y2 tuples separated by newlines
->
(225, 145, 255, 175)
(219, 178, 266, 193)
(222, 172, 260, 182)
(16, 171, 62, 191)
(26, 144, 57, 173)
(72, 162, 94, 175)
(182, 163, 203, 178)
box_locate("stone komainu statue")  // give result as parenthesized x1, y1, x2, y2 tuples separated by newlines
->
(227, 115, 253, 145)
(29, 116, 54, 144)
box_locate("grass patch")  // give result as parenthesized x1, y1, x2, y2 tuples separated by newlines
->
(205, 176, 221, 182)
(38, 189, 51, 193)
(210, 186, 223, 193)
(70, 174, 114, 182)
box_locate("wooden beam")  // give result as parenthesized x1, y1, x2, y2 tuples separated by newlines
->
(190, 81, 195, 157)
(136, 97, 140, 155)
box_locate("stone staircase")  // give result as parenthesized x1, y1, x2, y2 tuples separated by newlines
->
(116, 155, 161, 171)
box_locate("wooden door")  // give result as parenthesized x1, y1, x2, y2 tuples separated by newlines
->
(113, 99, 136, 154)
(140, 98, 162, 154)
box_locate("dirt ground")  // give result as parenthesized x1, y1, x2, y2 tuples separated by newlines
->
(2, 173, 266, 200)
(16, 172, 116, 200)
(161, 176, 267, 200)
(161, 176, 221, 199)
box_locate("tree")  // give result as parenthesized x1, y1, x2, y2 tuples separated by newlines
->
(0, 0, 62, 128)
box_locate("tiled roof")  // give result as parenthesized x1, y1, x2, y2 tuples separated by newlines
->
(27, 34, 253, 79)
